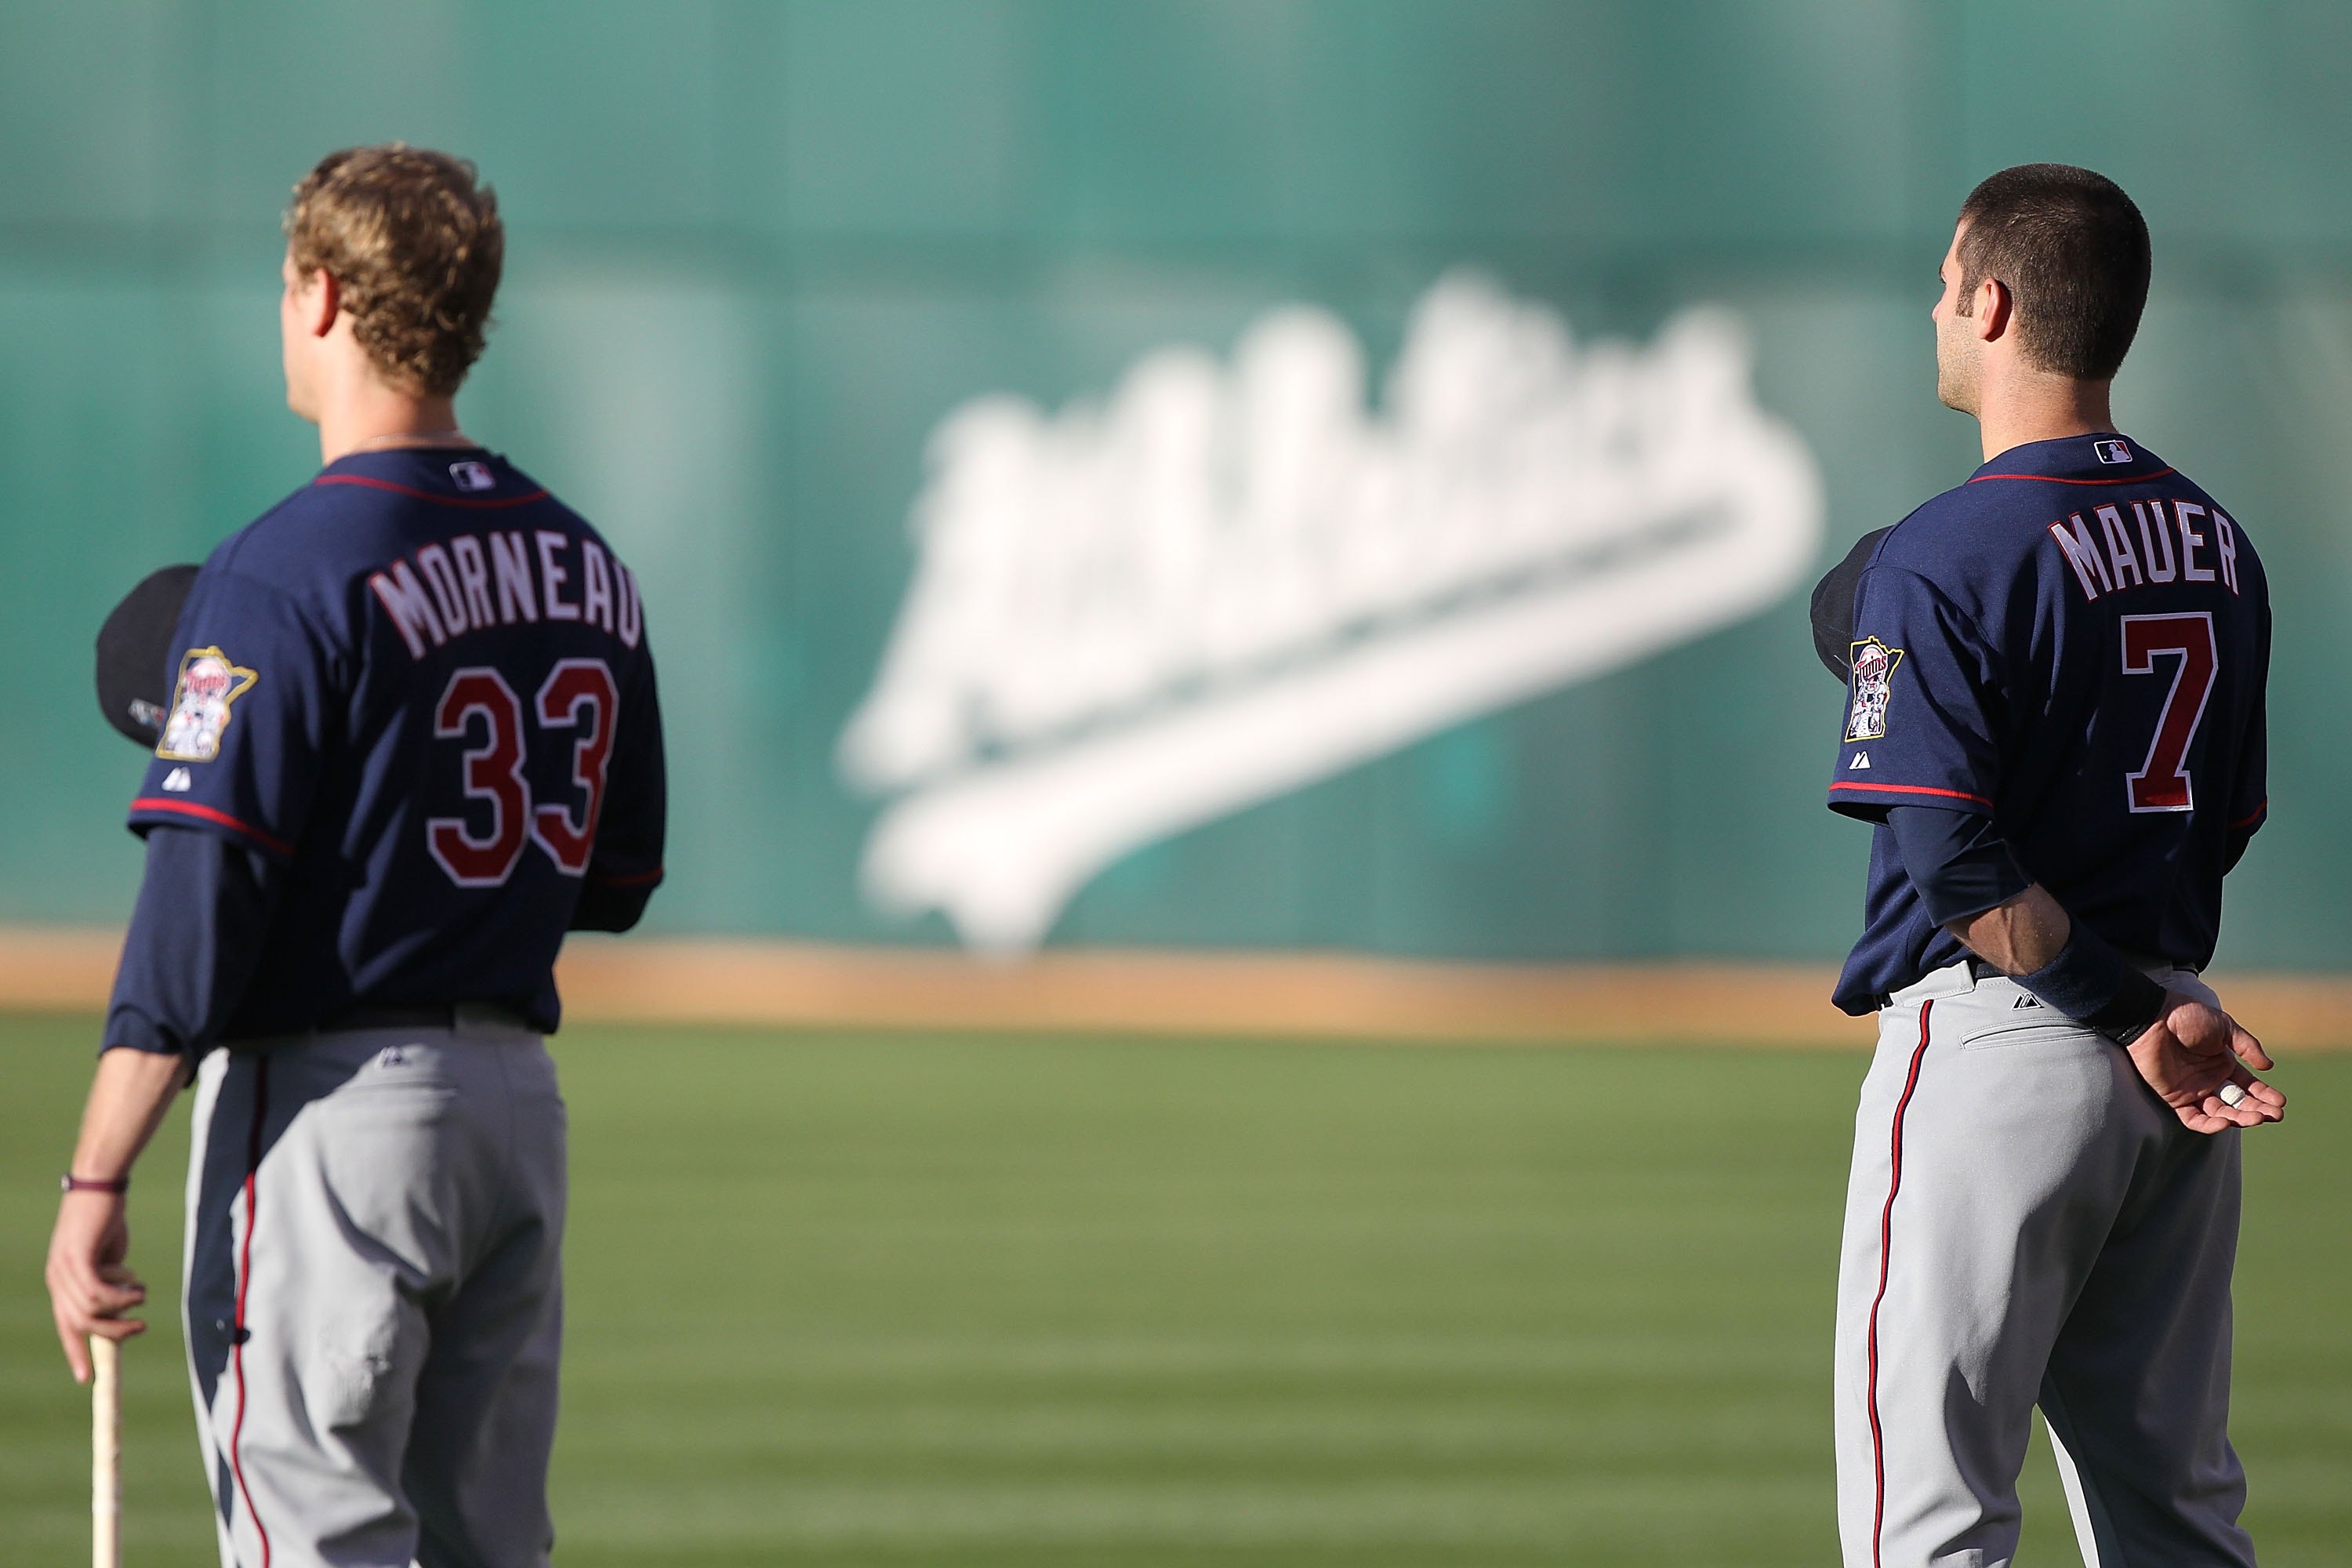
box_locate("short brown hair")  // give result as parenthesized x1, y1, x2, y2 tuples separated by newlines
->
(1956, 164, 2150, 381)
(285, 145, 503, 397)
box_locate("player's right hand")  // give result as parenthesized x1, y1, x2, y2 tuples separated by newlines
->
(2124, 993, 2285, 1134)
(46, 1191, 147, 1384)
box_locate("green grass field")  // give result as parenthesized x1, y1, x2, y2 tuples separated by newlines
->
(3, 1015, 2345, 1565)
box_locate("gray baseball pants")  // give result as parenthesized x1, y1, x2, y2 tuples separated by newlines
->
(1833, 959, 2254, 1567)
(181, 1018, 567, 1568)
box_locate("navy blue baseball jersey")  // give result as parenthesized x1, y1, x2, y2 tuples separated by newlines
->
(113, 447, 666, 1045)
(1827, 434, 2268, 1014)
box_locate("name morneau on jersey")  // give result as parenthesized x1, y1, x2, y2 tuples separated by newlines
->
(1825, 434, 2269, 1014)
(128, 448, 667, 1037)
(366, 510, 645, 659)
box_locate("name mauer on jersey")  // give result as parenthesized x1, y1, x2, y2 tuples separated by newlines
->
(2047, 498, 2241, 603)
(368, 529, 644, 659)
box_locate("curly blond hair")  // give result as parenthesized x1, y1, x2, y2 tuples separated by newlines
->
(285, 144, 503, 397)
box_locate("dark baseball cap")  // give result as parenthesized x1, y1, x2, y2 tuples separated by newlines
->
(95, 564, 199, 746)
(1810, 527, 1889, 681)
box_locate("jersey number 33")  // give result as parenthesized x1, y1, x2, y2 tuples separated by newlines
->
(430, 659, 619, 887)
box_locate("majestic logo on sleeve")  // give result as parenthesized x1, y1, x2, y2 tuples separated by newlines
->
(156, 648, 259, 762)
(839, 272, 1824, 951)
(1844, 637, 1904, 743)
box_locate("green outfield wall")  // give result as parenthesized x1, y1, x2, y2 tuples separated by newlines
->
(2, 1, 2346, 967)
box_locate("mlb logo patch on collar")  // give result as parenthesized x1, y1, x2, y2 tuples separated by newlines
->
(449, 459, 496, 492)
(2092, 438, 2132, 465)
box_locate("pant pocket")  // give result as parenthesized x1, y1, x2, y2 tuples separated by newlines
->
(1958, 1018, 2096, 1051)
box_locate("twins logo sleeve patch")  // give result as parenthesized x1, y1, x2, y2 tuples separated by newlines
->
(1845, 637, 1904, 742)
(156, 647, 259, 762)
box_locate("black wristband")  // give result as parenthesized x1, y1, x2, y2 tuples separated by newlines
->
(60, 1173, 130, 1195)
(2014, 923, 2169, 1046)
(2082, 969, 2171, 1046)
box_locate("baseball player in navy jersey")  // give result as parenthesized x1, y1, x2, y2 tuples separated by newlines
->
(1820, 165, 2283, 1567)
(46, 145, 666, 1566)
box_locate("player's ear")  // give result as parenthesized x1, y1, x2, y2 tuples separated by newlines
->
(310, 272, 342, 339)
(1974, 277, 2010, 343)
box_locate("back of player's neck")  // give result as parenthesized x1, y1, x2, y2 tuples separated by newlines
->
(1976, 376, 2115, 464)
(318, 397, 467, 466)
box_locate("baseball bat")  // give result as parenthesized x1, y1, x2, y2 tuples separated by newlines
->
(92, 1334, 120, 1568)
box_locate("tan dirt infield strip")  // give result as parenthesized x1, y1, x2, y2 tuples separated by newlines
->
(2, 927, 2343, 1050)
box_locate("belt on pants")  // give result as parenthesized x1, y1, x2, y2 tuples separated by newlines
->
(327, 1003, 531, 1033)
(222, 1001, 532, 1048)
(1880, 951, 2186, 1011)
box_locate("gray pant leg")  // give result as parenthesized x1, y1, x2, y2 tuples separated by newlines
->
(189, 1038, 445, 1566)
(408, 1037, 566, 1568)
(2040, 1123, 2252, 1566)
(181, 1028, 566, 1568)
(1834, 976, 2156, 1568)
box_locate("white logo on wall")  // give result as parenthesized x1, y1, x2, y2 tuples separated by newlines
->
(840, 272, 1824, 952)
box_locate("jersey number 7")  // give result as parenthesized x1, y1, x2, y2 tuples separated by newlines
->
(429, 660, 619, 886)
(2121, 612, 2216, 815)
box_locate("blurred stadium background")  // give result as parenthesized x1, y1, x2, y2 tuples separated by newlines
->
(3, 2, 2347, 1562)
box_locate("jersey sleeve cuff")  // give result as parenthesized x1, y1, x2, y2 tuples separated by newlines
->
(1827, 780, 1994, 821)
(127, 798, 296, 860)
(101, 1003, 189, 1058)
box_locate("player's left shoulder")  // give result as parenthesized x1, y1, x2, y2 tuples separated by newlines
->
(176, 489, 354, 658)
(1863, 481, 2038, 627)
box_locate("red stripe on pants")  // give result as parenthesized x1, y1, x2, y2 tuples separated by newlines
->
(1867, 1000, 1934, 1568)
(229, 1056, 274, 1568)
